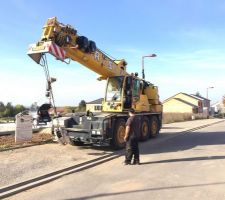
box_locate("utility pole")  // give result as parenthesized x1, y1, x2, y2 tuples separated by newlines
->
(142, 54, 157, 79)
(206, 86, 214, 118)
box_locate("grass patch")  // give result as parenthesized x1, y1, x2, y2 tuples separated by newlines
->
(0, 117, 15, 123)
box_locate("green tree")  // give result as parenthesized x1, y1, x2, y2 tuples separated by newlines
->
(78, 100, 86, 111)
(0, 101, 5, 117)
(4, 102, 14, 117)
(195, 91, 201, 97)
(14, 104, 25, 115)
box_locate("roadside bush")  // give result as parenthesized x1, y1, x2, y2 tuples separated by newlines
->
(163, 112, 207, 124)
(163, 113, 190, 124)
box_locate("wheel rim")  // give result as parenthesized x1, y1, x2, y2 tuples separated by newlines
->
(151, 120, 158, 136)
(142, 121, 148, 137)
(117, 125, 125, 145)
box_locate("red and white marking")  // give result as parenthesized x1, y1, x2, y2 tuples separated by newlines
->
(27, 41, 66, 61)
(48, 43, 66, 60)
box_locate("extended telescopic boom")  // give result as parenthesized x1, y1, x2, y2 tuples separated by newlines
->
(27, 17, 128, 80)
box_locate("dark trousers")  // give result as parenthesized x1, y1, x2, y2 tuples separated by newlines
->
(125, 136, 139, 163)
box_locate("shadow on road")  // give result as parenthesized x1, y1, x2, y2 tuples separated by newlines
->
(141, 131, 225, 155)
(65, 129, 225, 157)
(140, 155, 225, 165)
(161, 127, 183, 129)
(76, 145, 120, 155)
(65, 181, 225, 200)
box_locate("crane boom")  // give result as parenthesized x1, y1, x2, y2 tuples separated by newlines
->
(27, 17, 127, 80)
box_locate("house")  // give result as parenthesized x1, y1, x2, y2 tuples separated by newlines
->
(86, 98, 103, 112)
(163, 92, 209, 115)
(190, 94, 210, 114)
(163, 96, 198, 114)
(211, 101, 225, 114)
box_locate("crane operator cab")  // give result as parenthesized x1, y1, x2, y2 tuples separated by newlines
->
(102, 74, 153, 113)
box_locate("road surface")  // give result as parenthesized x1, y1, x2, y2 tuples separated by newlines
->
(5, 120, 225, 200)
(0, 122, 51, 135)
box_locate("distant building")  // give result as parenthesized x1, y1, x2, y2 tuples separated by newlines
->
(86, 98, 103, 112)
(49, 107, 65, 115)
(211, 101, 225, 114)
(163, 92, 210, 115)
(190, 94, 210, 114)
(163, 96, 198, 114)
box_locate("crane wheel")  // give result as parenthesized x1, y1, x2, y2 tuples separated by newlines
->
(149, 116, 159, 138)
(140, 117, 150, 141)
(112, 118, 126, 149)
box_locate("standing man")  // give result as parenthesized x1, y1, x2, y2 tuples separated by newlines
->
(124, 108, 140, 165)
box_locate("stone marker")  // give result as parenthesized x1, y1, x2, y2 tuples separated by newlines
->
(15, 112, 33, 143)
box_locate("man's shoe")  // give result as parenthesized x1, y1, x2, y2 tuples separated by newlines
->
(133, 160, 140, 165)
(124, 161, 131, 165)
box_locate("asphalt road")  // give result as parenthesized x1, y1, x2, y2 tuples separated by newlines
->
(6, 120, 225, 200)
(0, 123, 15, 135)
(0, 122, 53, 136)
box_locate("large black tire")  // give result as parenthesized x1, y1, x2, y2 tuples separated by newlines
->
(149, 116, 159, 138)
(140, 117, 150, 141)
(112, 118, 126, 149)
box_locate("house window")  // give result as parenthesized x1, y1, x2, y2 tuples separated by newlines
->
(192, 107, 198, 114)
(94, 105, 102, 111)
(198, 101, 202, 107)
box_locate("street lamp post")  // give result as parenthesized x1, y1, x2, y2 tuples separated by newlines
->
(142, 54, 157, 79)
(206, 86, 214, 118)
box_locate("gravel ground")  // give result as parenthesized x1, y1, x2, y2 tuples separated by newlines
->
(0, 132, 53, 150)
(0, 142, 113, 188)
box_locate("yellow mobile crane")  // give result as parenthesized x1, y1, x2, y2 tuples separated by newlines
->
(27, 17, 162, 149)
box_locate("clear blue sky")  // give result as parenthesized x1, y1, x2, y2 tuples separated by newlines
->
(0, 0, 225, 106)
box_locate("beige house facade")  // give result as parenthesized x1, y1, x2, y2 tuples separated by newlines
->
(163, 92, 209, 114)
(86, 98, 103, 113)
(163, 97, 198, 113)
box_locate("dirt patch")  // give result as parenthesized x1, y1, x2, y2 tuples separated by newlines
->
(0, 132, 54, 151)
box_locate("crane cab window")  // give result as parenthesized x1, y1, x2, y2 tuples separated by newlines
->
(124, 76, 132, 109)
(106, 77, 124, 101)
(132, 79, 140, 97)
